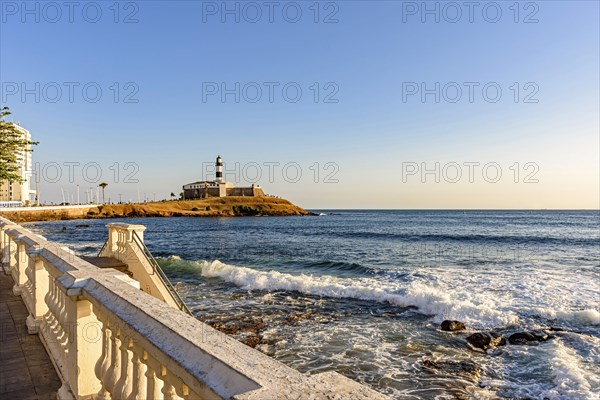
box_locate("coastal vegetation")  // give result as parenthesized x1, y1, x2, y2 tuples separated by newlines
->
(0, 107, 38, 183)
(98, 182, 108, 203)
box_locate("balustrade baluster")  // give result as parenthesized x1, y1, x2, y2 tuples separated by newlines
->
(145, 364, 164, 400)
(26, 255, 34, 282)
(162, 380, 179, 400)
(47, 278, 58, 332)
(115, 336, 134, 399)
(103, 327, 121, 397)
(23, 255, 34, 310)
(95, 316, 112, 400)
(129, 345, 148, 400)
(56, 284, 67, 346)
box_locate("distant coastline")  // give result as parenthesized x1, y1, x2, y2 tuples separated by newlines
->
(0, 197, 314, 223)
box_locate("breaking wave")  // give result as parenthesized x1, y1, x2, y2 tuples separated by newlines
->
(533, 307, 600, 326)
(199, 259, 519, 327)
(543, 338, 600, 400)
(299, 260, 376, 275)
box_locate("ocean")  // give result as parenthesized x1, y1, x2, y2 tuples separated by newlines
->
(25, 210, 600, 400)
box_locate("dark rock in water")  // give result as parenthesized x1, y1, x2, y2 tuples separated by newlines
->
(241, 334, 261, 348)
(545, 327, 590, 338)
(508, 331, 549, 345)
(315, 316, 331, 324)
(514, 397, 541, 400)
(512, 397, 551, 400)
(422, 359, 481, 381)
(441, 320, 466, 332)
(208, 317, 266, 335)
(284, 312, 314, 325)
(466, 332, 506, 351)
(75, 224, 91, 228)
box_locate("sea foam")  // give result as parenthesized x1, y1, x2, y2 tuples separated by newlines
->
(543, 338, 600, 400)
(200, 260, 519, 327)
(533, 307, 600, 326)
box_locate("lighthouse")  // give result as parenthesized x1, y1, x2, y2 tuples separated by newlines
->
(216, 155, 223, 183)
(182, 155, 264, 199)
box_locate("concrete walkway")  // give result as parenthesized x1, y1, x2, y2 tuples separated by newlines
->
(0, 271, 61, 399)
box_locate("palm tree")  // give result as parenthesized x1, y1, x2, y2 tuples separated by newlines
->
(170, 192, 175, 201)
(98, 182, 108, 204)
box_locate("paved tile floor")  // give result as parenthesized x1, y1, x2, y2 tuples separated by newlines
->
(0, 271, 62, 399)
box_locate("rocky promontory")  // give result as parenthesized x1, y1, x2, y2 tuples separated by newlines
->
(1, 197, 314, 222)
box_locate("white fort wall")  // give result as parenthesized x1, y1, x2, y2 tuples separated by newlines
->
(0, 216, 389, 400)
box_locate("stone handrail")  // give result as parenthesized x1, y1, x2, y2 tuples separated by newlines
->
(0, 216, 389, 400)
(100, 223, 189, 312)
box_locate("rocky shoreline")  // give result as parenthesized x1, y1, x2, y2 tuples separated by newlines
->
(416, 319, 588, 399)
(203, 311, 319, 353)
(1, 197, 315, 222)
(204, 312, 589, 400)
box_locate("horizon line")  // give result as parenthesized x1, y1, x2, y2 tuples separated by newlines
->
(306, 208, 600, 211)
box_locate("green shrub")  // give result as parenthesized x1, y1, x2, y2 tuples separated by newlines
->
(233, 205, 260, 216)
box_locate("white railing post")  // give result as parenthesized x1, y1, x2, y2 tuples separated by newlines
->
(0, 224, 17, 265)
(105, 223, 146, 252)
(130, 225, 145, 243)
(12, 236, 28, 296)
(106, 225, 119, 255)
(25, 247, 49, 334)
(66, 295, 103, 398)
(0, 224, 6, 259)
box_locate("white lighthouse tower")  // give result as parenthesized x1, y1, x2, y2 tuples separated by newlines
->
(215, 155, 223, 183)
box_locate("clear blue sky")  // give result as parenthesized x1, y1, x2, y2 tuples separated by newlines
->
(1, 1, 598, 208)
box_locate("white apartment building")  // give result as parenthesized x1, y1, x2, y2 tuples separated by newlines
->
(0, 124, 36, 206)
